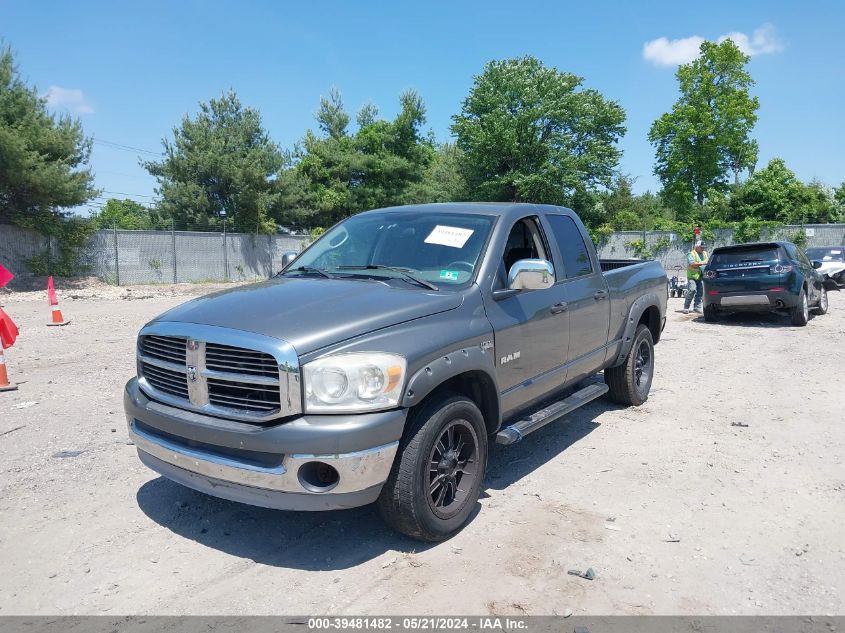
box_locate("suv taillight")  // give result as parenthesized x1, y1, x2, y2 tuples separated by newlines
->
(704, 269, 716, 279)
(770, 263, 793, 274)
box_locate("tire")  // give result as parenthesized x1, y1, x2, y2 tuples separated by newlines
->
(812, 287, 828, 315)
(790, 287, 809, 326)
(377, 392, 488, 542)
(605, 324, 654, 406)
(703, 305, 719, 322)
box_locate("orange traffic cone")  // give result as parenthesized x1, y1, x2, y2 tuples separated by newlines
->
(0, 348, 17, 392)
(46, 276, 70, 326)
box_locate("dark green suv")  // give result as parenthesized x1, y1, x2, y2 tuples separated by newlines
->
(702, 241, 838, 326)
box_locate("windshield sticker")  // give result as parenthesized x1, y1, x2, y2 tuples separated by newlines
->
(425, 225, 474, 248)
(439, 270, 460, 281)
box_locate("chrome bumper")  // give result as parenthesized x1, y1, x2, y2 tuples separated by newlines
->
(128, 419, 398, 496)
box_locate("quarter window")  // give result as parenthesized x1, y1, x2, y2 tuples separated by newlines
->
(547, 215, 593, 279)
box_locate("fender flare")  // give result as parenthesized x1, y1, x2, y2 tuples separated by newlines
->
(401, 345, 499, 411)
(609, 292, 662, 368)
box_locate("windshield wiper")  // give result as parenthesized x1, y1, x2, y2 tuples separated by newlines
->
(286, 266, 335, 279)
(337, 265, 440, 291)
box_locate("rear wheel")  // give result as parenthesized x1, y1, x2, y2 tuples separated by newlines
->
(377, 393, 487, 542)
(703, 305, 719, 322)
(605, 324, 654, 406)
(812, 287, 828, 315)
(790, 287, 809, 326)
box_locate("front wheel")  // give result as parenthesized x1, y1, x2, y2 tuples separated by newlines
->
(791, 287, 809, 326)
(812, 287, 828, 315)
(377, 393, 487, 541)
(605, 324, 654, 406)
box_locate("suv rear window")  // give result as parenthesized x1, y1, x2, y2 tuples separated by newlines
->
(710, 246, 782, 267)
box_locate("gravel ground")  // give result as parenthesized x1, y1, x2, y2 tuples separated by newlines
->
(0, 283, 843, 615)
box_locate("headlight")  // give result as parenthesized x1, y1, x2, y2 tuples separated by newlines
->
(303, 353, 406, 413)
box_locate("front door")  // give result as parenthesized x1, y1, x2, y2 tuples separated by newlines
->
(484, 216, 570, 418)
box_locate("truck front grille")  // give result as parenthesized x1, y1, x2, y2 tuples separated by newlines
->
(141, 335, 187, 365)
(138, 334, 289, 422)
(140, 360, 189, 399)
(207, 377, 280, 413)
(205, 343, 279, 378)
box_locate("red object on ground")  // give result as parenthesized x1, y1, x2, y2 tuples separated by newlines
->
(0, 264, 13, 289)
(0, 307, 19, 349)
(47, 276, 58, 305)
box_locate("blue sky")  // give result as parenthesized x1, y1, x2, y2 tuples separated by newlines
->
(2, 0, 843, 214)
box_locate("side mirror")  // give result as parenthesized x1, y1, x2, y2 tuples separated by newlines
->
(280, 251, 299, 269)
(812, 260, 822, 269)
(508, 259, 555, 291)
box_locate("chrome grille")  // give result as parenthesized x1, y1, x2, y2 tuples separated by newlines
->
(205, 343, 278, 378)
(207, 377, 280, 413)
(137, 329, 299, 422)
(140, 360, 188, 399)
(141, 335, 187, 365)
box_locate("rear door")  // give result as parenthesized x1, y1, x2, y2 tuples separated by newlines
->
(543, 213, 611, 385)
(789, 243, 819, 302)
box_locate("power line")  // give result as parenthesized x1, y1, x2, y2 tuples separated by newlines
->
(94, 138, 160, 156)
(101, 190, 159, 199)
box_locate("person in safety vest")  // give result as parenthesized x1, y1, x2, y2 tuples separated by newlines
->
(683, 240, 708, 314)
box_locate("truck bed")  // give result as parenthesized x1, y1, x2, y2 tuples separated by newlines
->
(600, 258, 645, 272)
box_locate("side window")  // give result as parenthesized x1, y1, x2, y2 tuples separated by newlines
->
(502, 217, 548, 273)
(546, 215, 593, 279)
(784, 244, 798, 263)
(798, 249, 811, 266)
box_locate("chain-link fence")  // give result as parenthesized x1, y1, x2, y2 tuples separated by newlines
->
(89, 228, 309, 284)
(2, 224, 309, 286)
(3, 222, 844, 286)
(595, 224, 845, 272)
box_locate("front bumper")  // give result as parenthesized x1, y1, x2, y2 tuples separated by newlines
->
(124, 378, 405, 511)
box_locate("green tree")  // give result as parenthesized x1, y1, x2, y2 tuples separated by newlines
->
(0, 45, 97, 229)
(292, 89, 432, 226)
(144, 91, 283, 233)
(451, 56, 626, 205)
(404, 142, 468, 204)
(720, 159, 841, 224)
(649, 40, 759, 215)
(835, 182, 845, 209)
(317, 87, 350, 140)
(89, 198, 154, 229)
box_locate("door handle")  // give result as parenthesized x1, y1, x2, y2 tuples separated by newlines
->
(594, 290, 608, 300)
(551, 302, 568, 314)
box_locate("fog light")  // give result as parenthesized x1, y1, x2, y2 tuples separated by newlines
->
(297, 461, 340, 493)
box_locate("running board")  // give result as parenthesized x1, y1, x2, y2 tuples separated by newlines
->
(495, 383, 609, 445)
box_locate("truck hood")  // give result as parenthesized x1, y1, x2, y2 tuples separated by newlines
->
(153, 277, 462, 354)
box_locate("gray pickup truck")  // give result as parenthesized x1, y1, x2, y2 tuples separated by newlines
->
(125, 203, 667, 540)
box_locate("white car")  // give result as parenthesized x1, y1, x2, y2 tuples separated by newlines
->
(806, 247, 845, 288)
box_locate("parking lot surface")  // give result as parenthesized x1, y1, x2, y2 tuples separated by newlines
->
(1, 284, 843, 615)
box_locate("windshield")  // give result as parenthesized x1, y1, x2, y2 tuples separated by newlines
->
(806, 247, 845, 262)
(285, 211, 496, 288)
